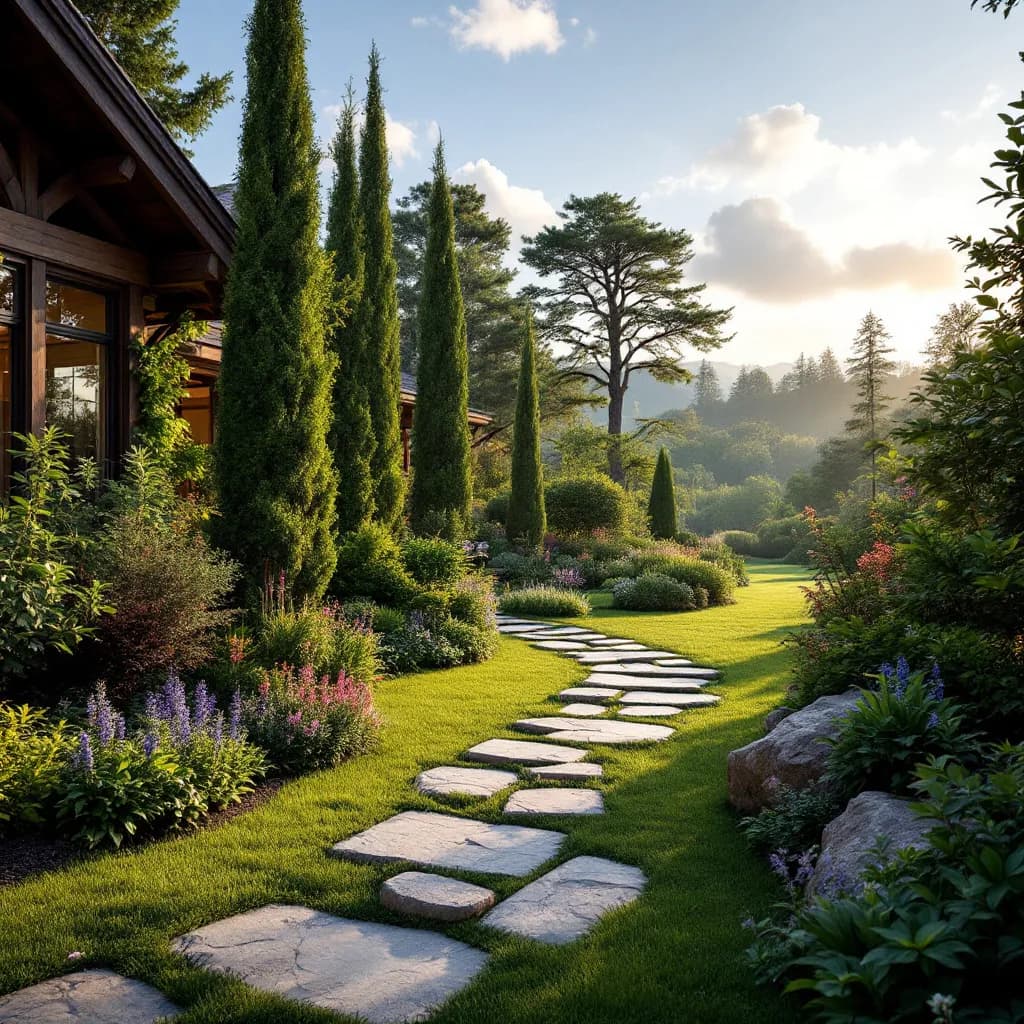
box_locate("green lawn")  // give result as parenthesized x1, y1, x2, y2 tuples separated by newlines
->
(0, 562, 808, 1024)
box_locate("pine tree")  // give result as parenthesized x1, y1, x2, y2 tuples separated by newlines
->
(507, 311, 546, 549)
(213, 0, 337, 602)
(817, 347, 845, 383)
(647, 446, 678, 539)
(325, 86, 374, 534)
(693, 359, 723, 420)
(409, 141, 472, 540)
(845, 311, 897, 499)
(352, 46, 406, 531)
(925, 301, 981, 367)
(76, 0, 231, 147)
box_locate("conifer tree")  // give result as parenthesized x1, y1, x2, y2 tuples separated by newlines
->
(648, 446, 678, 539)
(213, 0, 337, 601)
(693, 359, 723, 421)
(507, 312, 546, 549)
(325, 86, 374, 534)
(355, 45, 405, 530)
(410, 141, 472, 539)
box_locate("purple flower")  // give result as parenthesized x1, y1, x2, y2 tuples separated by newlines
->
(192, 681, 211, 730)
(927, 711, 940, 729)
(142, 732, 158, 757)
(895, 656, 910, 698)
(794, 848, 817, 888)
(212, 712, 224, 748)
(768, 849, 789, 881)
(74, 731, 94, 772)
(114, 714, 126, 741)
(740, 916, 756, 930)
(88, 683, 114, 746)
(229, 689, 243, 741)
(929, 662, 945, 701)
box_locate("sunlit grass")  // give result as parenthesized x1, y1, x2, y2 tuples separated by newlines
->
(0, 563, 808, 1024)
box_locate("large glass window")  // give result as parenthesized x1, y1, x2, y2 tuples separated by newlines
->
(0, 265, 19, 493)
(45, 280, 111, 467)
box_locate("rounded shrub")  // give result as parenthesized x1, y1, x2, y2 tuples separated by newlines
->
(334, 523, 417, 606)
(439, 618, 498, 664)
(544, 476, 629, 536)
(611, 573, 696, 612)
(484, 491, 510, 525)
(629, 553, 735, 605)
(722, 530, 759, 556)
(498, 586, 591, 618)
(401, 537, 465, 587)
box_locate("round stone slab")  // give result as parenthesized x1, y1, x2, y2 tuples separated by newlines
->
(380, 871, 496, 921)
(528, 762, 604, 781)
(585, 673, 707, 693)
(504, 788, 604, 815)
(173, 904, 488, 1024)
(619, 690, 721, 708)
(513, 717, 674, 744)
(465, 738, 587, 766)
(482, 856, 646, 945)
(0, 970, 180, 1024)
(330, 811, 565, 877)
(415, 766, 518, 798)
(557, 686, 621, 703)
(559, 703, 607, 717)
(618, 705, 683, 718)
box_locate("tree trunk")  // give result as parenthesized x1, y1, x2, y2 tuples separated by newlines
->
(607, 381, 624, 484)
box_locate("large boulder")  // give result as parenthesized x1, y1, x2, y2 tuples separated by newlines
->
(808, 790, 932, 897)
(727, 689, 861, 812)
(764, 706, 795, 733)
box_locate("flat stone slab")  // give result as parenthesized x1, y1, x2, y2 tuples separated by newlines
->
(504, 788, 604, 815)
(173, 904, 487, 1024)
(528, 762, 604, 781)
(618, 690, 721, 708)
(380, 871, 496, 922)
(530, 640, 592, 650)
(482, 856, 646, 945)
(513, 717, 674, 744)
(497, 623, 548, 633)
(559, 703, 608, 717)
(572, 650, 690, 665)
(465, 738, 587, 767)
(586, 664, 718, 679)
(585, 673, 707, 693)
(330, 811, 564, 877)
(415, 766, 518, 798)
(587, 638, 641, 648)
(557, 686, 621, 703)
(618, 705, 684, 718)
(656, 658, 697, 667)
(0, 970, 179, 1024)
(496, 617, 542, 624)
(522, 626, 592, 636)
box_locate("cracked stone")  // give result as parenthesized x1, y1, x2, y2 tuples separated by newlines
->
(464, 738, 587, 767)
(415, 766, 518, 798)
(380, 872, 496, 922)
(527, 762, 604, 781)
(585, 673, 708, 692)
(557, 687, 621, 703)
(586, 664, 719, 679)
(618, 691, 721, 707)
(173, 904, 487, 1024)
(504, 788, 604, 815)
(513, 717, 674, 744)
(482, 856, 646, 945)
(617, 705, 683, 718)
(0, 970, 179, 1024)
(559, 703, 607, 717)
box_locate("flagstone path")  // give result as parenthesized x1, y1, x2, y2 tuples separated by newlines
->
(4, 614, 723, 1023)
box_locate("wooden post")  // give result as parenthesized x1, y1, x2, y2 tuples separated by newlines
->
(26, 257, 45, 435)
(121, 283, 144, 453)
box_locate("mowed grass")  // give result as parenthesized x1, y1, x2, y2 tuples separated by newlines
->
(0, 563, 808, 1024)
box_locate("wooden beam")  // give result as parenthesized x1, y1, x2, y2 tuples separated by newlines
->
(0, 142, 25, 213)
(152, 251, 222, 289)
(40, 156, 137, 222)
(0, 205, 147, 284)
(18, 130, 38, 218)
(79, 155, 136, 188)
(70, 188, 131, 246)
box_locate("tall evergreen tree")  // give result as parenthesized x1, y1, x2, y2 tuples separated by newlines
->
(355, 45, 405, 530)
(409, 141, 472, 540)
(817, 347, 845, 383)
(213, 0, 337, 601)
(507, 312, 546, 549)
(76, 0, 231, 147)
(845, 311, 897, 499)
(693, 359, 723, 421)
(648, 446, 678, 539)
(925, 301, 981, 368)
(325, 86, 374, 534)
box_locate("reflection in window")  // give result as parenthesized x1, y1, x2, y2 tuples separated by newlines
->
(0, 266, 14, 316)
(45, 281, 107, 334)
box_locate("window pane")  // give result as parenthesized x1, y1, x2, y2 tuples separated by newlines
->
(45, 334, 105, 465)
(0, 267, 14, 317)
(45, 281, 107, 335)
(0, 325, 10, 492)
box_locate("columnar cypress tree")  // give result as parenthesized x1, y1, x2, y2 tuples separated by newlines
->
(213, 0, 337, 601)
(410, 141, 472, 539)
(648, 447, 677, 539)
(325, 87, 374, 534)
(355, 46, 405, 530)
(507, 312, 546, 548)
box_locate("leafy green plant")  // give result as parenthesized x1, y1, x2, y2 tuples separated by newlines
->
(438, 618, 497, 664)
(401, 536, 466, 586)
(739, 783, 842, 857)
(448, 574, 497, 629)
(544, 476, 629, 536)
(333, 523, 417, 606)
(628, 552, 736, 605)
(0, 703, 72, 832)
(498, 586, 591, 617)
(488, 550, 552, 587)
(611, 573, 695, 611)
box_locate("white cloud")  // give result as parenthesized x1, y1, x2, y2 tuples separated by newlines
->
(448, 0, 564, 60)
(410, 15, 430, 27)
(320, 104, 420, 168)
(456, 158, 557, 241)
(942, 83, 1001, 124)
(583, 26, 597, 46)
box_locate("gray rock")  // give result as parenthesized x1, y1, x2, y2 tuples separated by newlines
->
(465, 738, 587, 766)
(764, 707, 795, 733)
(380, 871, 496, 921)
(415, 766, 518, 798)
(571, 650, 679, 665)
(617, 705, 682, 718)
(527, 762, 604, 781)
(654, 658, 694, 668)
(588, 663, 719, 679)
(618, 690, 720, 708)
(559, 703, 607, 717)
(173, 904, 487, 1024)
(330, 811, 564, 877)
(482, 856, 646, 945)
(808, 791, 932, 897)
(0, 970, 179, 1024)
(585, 673, 706, 693)
(557, 687, 621, 703)
(512, 717, 674, 744)
(529, 640, 592, 651)
(504, 788, 604, 815)
(497, 623, 547, 633)
(588, 639, 642, 648)
(727, 689, 862, 813)
(524, 626, 592, 636)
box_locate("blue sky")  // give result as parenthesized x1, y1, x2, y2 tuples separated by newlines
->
(175, 0, 1020, 365)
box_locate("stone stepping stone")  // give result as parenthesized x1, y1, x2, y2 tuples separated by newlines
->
(0, 969, 179, 1024)
(619, 690, 721, 708)
(498, 623, 549, 634)
(529, 640, 593, 650)
(415, 766, 518, 798)
(496, 617, 542, 624)
(465, 738, 587, 767)
(482, 856, 646, 945)
(173, 904, 487, 1024)
(618, 705, 684, 718)
(528, 626, 593, 636)
(571, 650, 681, 665)
(586, 641, 648, 651)
(585, 673, 707, 693)
(587, 663, 718, 679)
(587, 638, 639, 647)
(528, 762, 603, 781)
(380, 871, 496, 922)
(512, 717, 674, 744)
(504, 788, 604, 815)
(559, 703, 607, 717)
(656, 658, 699, 667)
(557, 686, 621, 703)
(330, 811, 564, 877)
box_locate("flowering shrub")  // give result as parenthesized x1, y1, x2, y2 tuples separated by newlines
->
(498, 586, 591, 617)
(448, 574, 497, 630)
(611, 573, 696, 612)
(552, 565, 587, 590)
(242, 665, 378, 773)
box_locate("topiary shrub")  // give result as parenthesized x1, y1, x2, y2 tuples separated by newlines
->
(545, 476, 629, 536)
(401, 536, 465, 587)
(722, 530, 759, 556)
(333, 523, 417, 606)
(628, 553, 735, 605)
(611, 573, 696, 612)
(438, 618, 498, 664)
(484, 491, 510, 525)
(498, 586, 591, 617)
